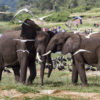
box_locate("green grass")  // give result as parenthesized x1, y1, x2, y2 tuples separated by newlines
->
(16, 85, 39, 93)
(23, 96, 88, 100)
(0, 21, 20, 33)
(1, 68, 100, 93)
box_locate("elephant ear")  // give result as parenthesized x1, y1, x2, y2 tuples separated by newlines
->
(62, 34, 80, 54)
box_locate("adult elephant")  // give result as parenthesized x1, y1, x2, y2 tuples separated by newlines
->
(0, 19, 41, 84)
(35, 31, 55, 85)
(43, 32, 73, 54)
(43, 32, 100, 86)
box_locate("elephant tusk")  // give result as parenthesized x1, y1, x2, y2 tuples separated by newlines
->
(85, 32, 99, 39)
(73, 49, 91, 55)
(16, 49, 30, 54)
(0, 34, 3, 38)
(42, 50, 51, 56)
(13, 39, 35, 42)
(36, 52, 43, 62)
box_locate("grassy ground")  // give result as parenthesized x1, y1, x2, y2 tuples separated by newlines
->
(0, 21, 20, 33)
(1, 68, 100, 93)
(0, 66, 100, 100)
(23, 96, 89, 100)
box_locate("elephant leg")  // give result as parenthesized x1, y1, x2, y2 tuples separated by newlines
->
(12, 64, 20, 82)
(20, 57, 28, 84)
(27, 62, 36, 85)
(40, 62, 45, 86)
(97, 64, 100, 71)
(72, 64, 78, 85)
(0, 67, 4, 81)
(77, 64, 87, 86)
(74, 55, 88, 86)
(97, 51, 100, 71)
(18, 53, 28, 84)
(46, 54, 53, 78)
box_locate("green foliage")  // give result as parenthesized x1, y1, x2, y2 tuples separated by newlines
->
(12, 13, 32, 24)
(90, 8, 100, 12)
(17, 0, 100, 12)
(72, 6, 92, 13)
(45, 11, 70, 22)
(0, 13, 13, 21)
(23, 97, 32, 100)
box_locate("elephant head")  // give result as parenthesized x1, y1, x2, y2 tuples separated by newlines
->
(62, 34, 81, 54)
(35, 30, 55, 85)
(35, 31, 55, 55)
(21, 19, 41, 39)
(43, 32, 74, 56)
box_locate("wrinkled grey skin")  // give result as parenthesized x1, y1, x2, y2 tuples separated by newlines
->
(35, 31, 55, 85)
(46, 32, 73, 53)
(62, 33, 100, 86)
(0, 19, 41, 84)
(45, 32, 100, 86)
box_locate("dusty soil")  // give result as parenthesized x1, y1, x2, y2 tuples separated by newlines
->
(86, 71, 100, 76)
(0, 89, 100, 100)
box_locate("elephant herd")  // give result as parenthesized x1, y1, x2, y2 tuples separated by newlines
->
(0, 19, 100, 86)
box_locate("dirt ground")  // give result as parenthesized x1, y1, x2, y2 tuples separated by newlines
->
(0, 71, 100, 100)
(0, 88, 100, 100)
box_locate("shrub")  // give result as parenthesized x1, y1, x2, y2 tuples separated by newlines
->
(44, 11, 70, 22)
(0, 13, 13, 21)
(72, 6, 92, 13)
(11, 13, 32, 24)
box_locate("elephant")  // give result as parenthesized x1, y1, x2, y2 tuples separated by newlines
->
(43, 32, 100, 86)
(42, 32, 73, 54)
(35, 30, 55, 85)
(0, 19, 41, 84)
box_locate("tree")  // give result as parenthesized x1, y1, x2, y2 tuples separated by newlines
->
(0, 5, 10, 11)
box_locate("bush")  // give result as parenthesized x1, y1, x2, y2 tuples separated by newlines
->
(0, 13, 13, 21)
(72, 6, 92, 13)
(11, 13, 32, 24)
(44, 11, 70, 22)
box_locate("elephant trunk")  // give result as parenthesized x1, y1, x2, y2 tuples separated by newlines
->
(48, 65, 53, 78)
(46, 54, 53, 78)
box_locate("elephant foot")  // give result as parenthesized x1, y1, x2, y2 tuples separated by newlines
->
(41, 82, 44, 86)
(19, 79, 26, 85)
(47, 74, 50, 78)
(26, 79, 33, 85)
(15, 76, 20, 82)
(72, 82, 77, 86)
(81, 83, 88, 87)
